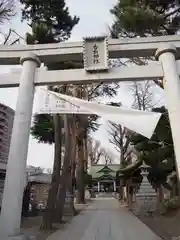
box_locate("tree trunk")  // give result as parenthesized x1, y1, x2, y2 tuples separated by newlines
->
(175, 177, 180, 197)
(174, 176, 180, 199)
(83, 135, 88, 173)
(157, 185, 164, 213)
(170, 179, 176, 198)
(119, 185, 124, 201)
(40, 114, 62, 229)
(75, 87, 86, 204)
(76, 135, 85, 204)
(65, 169, 76, 217)
(55, 115, 73, 222)
(65, 117, 77, 216)
(126, 180, 132, 208)
(119, 157, 125, 202)
(21, 182, 33, 218)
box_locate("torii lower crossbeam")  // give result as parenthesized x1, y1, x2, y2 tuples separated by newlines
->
(1, 61, 180, 87)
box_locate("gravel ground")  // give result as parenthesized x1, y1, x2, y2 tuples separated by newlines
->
(21, 202, 92, 240)
(138, 210, 180, 240)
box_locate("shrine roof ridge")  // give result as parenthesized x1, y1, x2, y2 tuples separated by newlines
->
(91, 164, 120, 166)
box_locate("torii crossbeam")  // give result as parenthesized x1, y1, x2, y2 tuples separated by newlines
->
(0, 35, 179, 64)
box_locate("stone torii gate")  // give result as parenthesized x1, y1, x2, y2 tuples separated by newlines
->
(0, 35, 180, 239)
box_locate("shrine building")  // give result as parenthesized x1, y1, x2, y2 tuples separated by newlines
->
(90, 164, 120, 192)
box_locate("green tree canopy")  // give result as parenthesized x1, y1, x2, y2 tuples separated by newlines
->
(110, 0, 180, 38)
(20, 0, 79, 42)
(131, 106, 175, 189)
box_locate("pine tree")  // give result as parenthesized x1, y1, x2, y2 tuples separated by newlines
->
(130, 107, 175, 190)
(21, 0, 79, 42)
(110, 0, 180, 38)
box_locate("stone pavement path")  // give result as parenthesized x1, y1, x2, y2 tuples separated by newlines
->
(47, 197, 162, 240)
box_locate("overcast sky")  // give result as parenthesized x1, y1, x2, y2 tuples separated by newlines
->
(0, 0, 165, 169)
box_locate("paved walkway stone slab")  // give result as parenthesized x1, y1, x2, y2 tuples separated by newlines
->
(47, 197, 162, 240)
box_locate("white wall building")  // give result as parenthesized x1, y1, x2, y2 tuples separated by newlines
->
(0, 103, 14, 206)
(0, 103, 14, 169)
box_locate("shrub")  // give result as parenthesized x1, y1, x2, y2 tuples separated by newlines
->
(163, 197, 180, 211)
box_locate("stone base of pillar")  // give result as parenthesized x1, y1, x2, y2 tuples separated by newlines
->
(8, 234, 36, 240)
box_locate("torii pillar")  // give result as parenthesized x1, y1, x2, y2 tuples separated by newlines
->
(155, 44, 180, 184)
(0, 53, 40, 239)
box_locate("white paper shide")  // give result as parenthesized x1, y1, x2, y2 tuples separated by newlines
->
(36, 88, 161, 139)
(36, 88, 92, 114)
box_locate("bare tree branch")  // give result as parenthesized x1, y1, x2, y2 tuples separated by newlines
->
(101, 148, 114, 165)
(0, 0, 15, 25)
(11, 29, 25, 41)
(87, 137, 104, 164)
(108, 80, 154, 165)
(130, 81, 154, 110)
(108, 121, 132, 166)
(87, 137, 115, 165)
(3, 27, 11, 44)
(2, 28, 24, 45)
(10, 38, 20, 45)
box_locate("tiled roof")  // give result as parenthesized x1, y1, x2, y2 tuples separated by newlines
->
(90, 164, 120, 179)
(28, 173, 52, 184)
